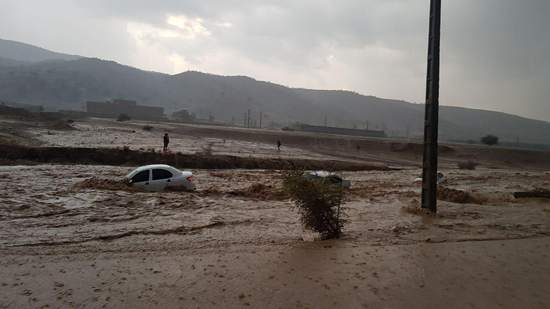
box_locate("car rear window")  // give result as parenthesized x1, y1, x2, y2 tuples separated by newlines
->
(153, 169, 173, 180)
(132, 170, 149, 183)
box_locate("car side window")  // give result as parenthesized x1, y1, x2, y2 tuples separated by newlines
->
(132, 170, 149, 183)
(153, 169, 173, 180)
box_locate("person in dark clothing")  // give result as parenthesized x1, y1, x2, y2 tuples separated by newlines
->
(277, 140, 281, 151)
(163, 133, 170, 151)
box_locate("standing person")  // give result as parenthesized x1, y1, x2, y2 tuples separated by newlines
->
(163, 133, 170, 151)
(277, 140, 281, 151)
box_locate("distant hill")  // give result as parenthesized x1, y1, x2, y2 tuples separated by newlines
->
(0, 56, 30, 67)
(0, 57, 177, 111)
(0, 38, 80, 63)
(0, 39, 549, 145)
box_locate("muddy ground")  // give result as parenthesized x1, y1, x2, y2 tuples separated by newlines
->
(1, 114, 549, 308)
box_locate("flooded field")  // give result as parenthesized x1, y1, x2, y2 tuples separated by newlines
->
(28, 120, 336, 162)
(1, 165, 548, 252)
(1, 115, 549, 308)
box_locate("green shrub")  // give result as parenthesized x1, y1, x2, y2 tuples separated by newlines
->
(117, 113, 131, 122)
(458, 160, 479, 170)
(281, 169, 347, 239)
(143, 125, 153, 131)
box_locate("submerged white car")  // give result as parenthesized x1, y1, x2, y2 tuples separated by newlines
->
(126, 164, 196, 191)
(305, 171, 351, 188)
(414, 171, 447, 184)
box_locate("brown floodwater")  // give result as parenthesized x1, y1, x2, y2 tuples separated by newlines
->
(1, 165, 548, 253)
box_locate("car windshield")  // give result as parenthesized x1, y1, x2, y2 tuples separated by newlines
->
(126, 169, 142, 179)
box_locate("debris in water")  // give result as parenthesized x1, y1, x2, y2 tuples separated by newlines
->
(228, 183, 287, 200)
(513, 188, 550, 199)
(437, 187, 486, 204)
(72, 177, 143, 192)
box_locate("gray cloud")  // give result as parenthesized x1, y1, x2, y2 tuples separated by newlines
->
(0, 0, 548, 121)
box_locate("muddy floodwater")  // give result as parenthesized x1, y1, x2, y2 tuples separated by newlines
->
(1, 116, 550, 308)
(1, 165, 548, 251)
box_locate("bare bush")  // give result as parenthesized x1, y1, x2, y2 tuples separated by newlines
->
(281, 169, 347, 239)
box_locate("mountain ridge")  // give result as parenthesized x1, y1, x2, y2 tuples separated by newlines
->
(0, 38, 549, 144)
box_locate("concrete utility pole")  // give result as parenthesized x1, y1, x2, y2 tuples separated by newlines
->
(260, 110, 263, 128)
(247, 109, 251, 128)
(244, 113, 247, 127)
(421, 0, 442, 213)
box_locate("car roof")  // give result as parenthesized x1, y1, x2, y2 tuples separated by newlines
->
(309, 171, 333, 178)
(126, 164, 181, 178)
(136, 164, 174, 170)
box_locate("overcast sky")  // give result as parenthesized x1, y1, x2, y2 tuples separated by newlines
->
(1, 0, 549, 122)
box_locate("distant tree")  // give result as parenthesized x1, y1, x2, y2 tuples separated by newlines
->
(481, 135, 499, 146)
(117, 113, 131, 122)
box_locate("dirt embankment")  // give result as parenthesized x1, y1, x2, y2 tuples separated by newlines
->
(513, 188, 550, 199)
(390, 143, 455, 154)
(171, 124, 550, 169)
(0, 106, 80, 130)
(0, 145, 394, 171)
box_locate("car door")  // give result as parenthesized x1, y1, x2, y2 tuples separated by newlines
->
(150, 168, 174, 191)
(131, 169, 151, 189)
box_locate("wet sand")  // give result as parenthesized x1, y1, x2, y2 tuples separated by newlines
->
(1, 238, 549, 309)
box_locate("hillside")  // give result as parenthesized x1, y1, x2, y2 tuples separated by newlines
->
(0, 56, 30, 67)
(0, 38, 80, 63)
(0, 39, 549, 144)
(0, 58, 178, 111)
